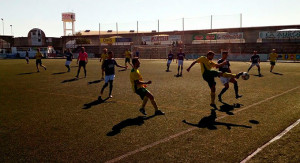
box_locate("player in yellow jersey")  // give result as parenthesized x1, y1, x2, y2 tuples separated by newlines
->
(124, 49, 133, 68)
(187, 51, 243, 109)
(269, 49, 278, 72)
(100, 48, 108, 80)
(130, 57, 164, 116)
(35, 48, 47, 72)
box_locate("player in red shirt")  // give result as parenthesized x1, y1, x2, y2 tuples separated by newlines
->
(76, 47, 88, 78)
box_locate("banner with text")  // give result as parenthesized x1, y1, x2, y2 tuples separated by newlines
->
(193, 33, 243, 40)
(260, 31, 300, 39)
(142, 35, 181, 42)
(100, 38, 116, 44)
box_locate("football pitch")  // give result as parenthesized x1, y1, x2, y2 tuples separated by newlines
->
(0, 59, 299, 162)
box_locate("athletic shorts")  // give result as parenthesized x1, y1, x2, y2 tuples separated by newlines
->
(125, 58, 130, 63)
(105, 74, 115, 83)
(36, 59, 42, 65)
(270, 61, 276, 66)
(25, 57, 29, 60)
(136, 87, 148, 100)
(167, 60, 172, 65)
(178, 60, 183, 66)
(250, 63, 260, 67)
(220, 76, 230, 85)
(79, 60, 86, 67)
(65, 61, 72, 66)
(203, 70, 219, 88)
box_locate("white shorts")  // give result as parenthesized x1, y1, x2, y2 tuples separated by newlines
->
(167, 60, 172, 64)
(25, 57, 29, 60)
(105, 74, 115, 83)
(220, 76, 230, 85)
(250, 63, 260, 67)
(178, 60, 183, 66)
(65, 61, 72, 66)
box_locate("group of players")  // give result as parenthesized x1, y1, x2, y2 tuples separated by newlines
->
(27, 47, 279, 116)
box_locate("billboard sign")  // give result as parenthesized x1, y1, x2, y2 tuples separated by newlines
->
(217, 32, 243, 40)
(100, 38, 115, 44)
(151, 36, 169, 42)
(116, 38, 132, 42)
(260, 31, 300, 39)
(193, 34, 216, 40)
(142, 35, 181, 42)
(62, 12, 76, 22)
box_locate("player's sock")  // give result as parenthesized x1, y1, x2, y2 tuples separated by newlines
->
(84, 69, 87, 77)
(76, 69, 80, 77)
(234, 83, 242, 98)
(219, 87, 228, 101)
(109, 81, 113, 98)
(210, 92, 216, 105)
(101, 83, 108, 95)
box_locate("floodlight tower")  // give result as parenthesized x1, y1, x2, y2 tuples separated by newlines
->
(62, 12, 76, 36)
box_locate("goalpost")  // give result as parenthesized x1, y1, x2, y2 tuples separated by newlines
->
(132, 45, 172, 59)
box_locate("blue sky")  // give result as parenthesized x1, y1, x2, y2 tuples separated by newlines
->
(1, 0, 299, 37)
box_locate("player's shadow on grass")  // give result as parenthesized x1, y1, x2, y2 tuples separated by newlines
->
(88, 79, 103, 85)
(52, 72, 67, 75)
(17, 72, 37, 75)
(218, 102, 243, 115)
(271, 72, 283, 75)
(61, 78, 81, 83)
(253, 74, 264, 77)
(107, 115, 157, 136)
(182, 109, 251, 130)
(82, 97, 116, 109)
(118, 68, 127, 72)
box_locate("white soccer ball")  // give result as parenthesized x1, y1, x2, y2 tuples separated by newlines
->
(242, 72, 250, 80)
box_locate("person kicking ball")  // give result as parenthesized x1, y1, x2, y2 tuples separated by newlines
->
(187, 51, 243, 109)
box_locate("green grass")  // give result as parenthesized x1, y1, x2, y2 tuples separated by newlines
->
(0, 59, 299, 162)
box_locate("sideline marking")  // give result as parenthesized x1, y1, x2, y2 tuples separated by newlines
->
(106, 86, 300, 163)
(240, 118, 300, 163)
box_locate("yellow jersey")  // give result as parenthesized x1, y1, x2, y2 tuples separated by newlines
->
(196, 56, 217, 74)
(35, 52, 43, 59)
(269, 53, 278, 62)
(125, 51, 131, 58)
(130, 68, 146, 92)
(101, 53, 108, 62)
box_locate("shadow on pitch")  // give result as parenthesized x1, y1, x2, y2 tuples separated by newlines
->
(61, 77, 82, 83)
(271, 72, 283, 75)
(253, 74, 263, 77)
(17, 72, 37, 75)
(52, 72, 67, 75)
(118, 68, 127, 72)
(107, 114, 157, 136)
(182, 109, 252, 130)
(88, 79, 103, 85)
(218, 102, 243, 115)
(82, 97, 111, 109)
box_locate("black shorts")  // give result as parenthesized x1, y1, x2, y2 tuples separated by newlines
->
(36, 59, 42, 65)
(136, 88, 148, 100)
(270, 61, 276, 66)
(202, 70, 219, 88)
(125, 58, 130, 63)
(79, 60, 86, 67)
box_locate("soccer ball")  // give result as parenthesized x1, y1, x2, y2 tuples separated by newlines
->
(242, 72, 250, 80)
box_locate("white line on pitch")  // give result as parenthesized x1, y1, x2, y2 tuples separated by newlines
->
(240, 118, 300, 163)
(105, 86, 300, 163)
